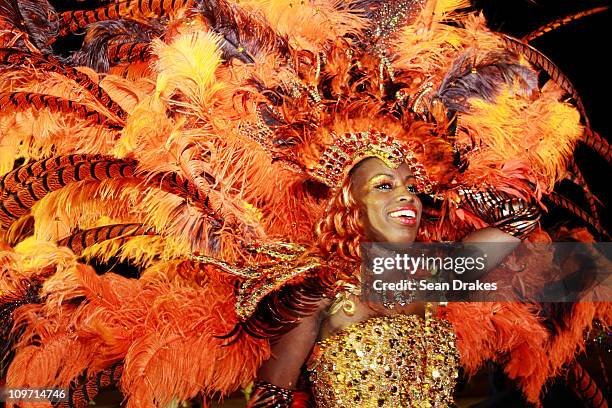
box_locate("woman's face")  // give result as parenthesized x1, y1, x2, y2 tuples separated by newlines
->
(350, 158, 422, 243)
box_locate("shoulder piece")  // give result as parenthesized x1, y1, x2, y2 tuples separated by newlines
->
(193, 242, 322, 320)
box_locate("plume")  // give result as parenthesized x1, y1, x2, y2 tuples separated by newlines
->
(435, 50, 538, 113)
(0, 0, 58, 52)
(71, 19, 163, 73)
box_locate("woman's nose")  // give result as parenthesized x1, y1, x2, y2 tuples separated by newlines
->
(396, 187, 416, 202)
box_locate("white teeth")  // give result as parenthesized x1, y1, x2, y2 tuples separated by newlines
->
(389, 209, 416, 218)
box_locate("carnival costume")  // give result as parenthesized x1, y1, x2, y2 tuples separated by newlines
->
(0, 0, 609, 407)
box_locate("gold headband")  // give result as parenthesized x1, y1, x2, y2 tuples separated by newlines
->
(308, 130, 435, 193)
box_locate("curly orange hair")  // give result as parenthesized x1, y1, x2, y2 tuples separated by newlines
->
(313, 169, 440, 269)
(314, 176, 364, 266)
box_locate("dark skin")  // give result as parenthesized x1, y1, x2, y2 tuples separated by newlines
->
(349, 158, 422, 244)
(351, 158, 520, 276)
(255, 158, 519, 390)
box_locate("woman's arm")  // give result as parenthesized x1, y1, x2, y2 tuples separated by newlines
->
(247, 299, 330, 407)
(462, 227, 520, 275)
(453, 188, 540, 281)
(463, 226, 521, 243)
(256, 308, 323, 389)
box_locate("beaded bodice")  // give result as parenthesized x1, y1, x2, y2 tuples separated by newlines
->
(307, 314, 459, 407)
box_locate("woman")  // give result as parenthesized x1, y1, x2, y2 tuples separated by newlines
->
(0, 1, 609, 407)
(249, 156, 526, 407)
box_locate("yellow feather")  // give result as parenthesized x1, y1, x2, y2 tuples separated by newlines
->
(153, 30, 224, 105)
(100, 75, 154, 113)
(113, 95, 177, 159)
(413, 0, 473, 39)
(240, 0, 367, 49)
(434, 0, 471, 15)
(14, 237, 77, 272)
(458, 85, 581, 193)
(80, 235, 180, 269)
(31, 180, 141, 242)
(4, 216, 34, 247)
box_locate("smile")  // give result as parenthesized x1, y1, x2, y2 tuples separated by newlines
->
(388, 206, 418, 226)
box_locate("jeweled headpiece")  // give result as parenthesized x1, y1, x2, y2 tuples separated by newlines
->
(309, 130, 434, 193)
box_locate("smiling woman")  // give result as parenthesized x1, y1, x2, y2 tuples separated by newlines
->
(350, 158, 422, 243)
(252, 135, 524, 407)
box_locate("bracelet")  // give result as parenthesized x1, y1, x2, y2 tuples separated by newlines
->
(460, 188, 541, 239)
(492, 201, 541, 239)
(246, 380, 294, 408)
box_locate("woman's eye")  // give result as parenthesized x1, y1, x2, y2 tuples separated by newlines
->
(406, 185, 418, 193)
(375, 183, 393, 190)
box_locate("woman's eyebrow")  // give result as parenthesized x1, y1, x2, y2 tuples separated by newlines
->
(368, 174, 393, 182)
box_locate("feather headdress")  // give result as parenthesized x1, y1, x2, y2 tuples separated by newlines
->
(0, 0, 609, 406)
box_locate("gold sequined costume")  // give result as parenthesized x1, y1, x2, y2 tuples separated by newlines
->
(308, 311, 459, 408)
